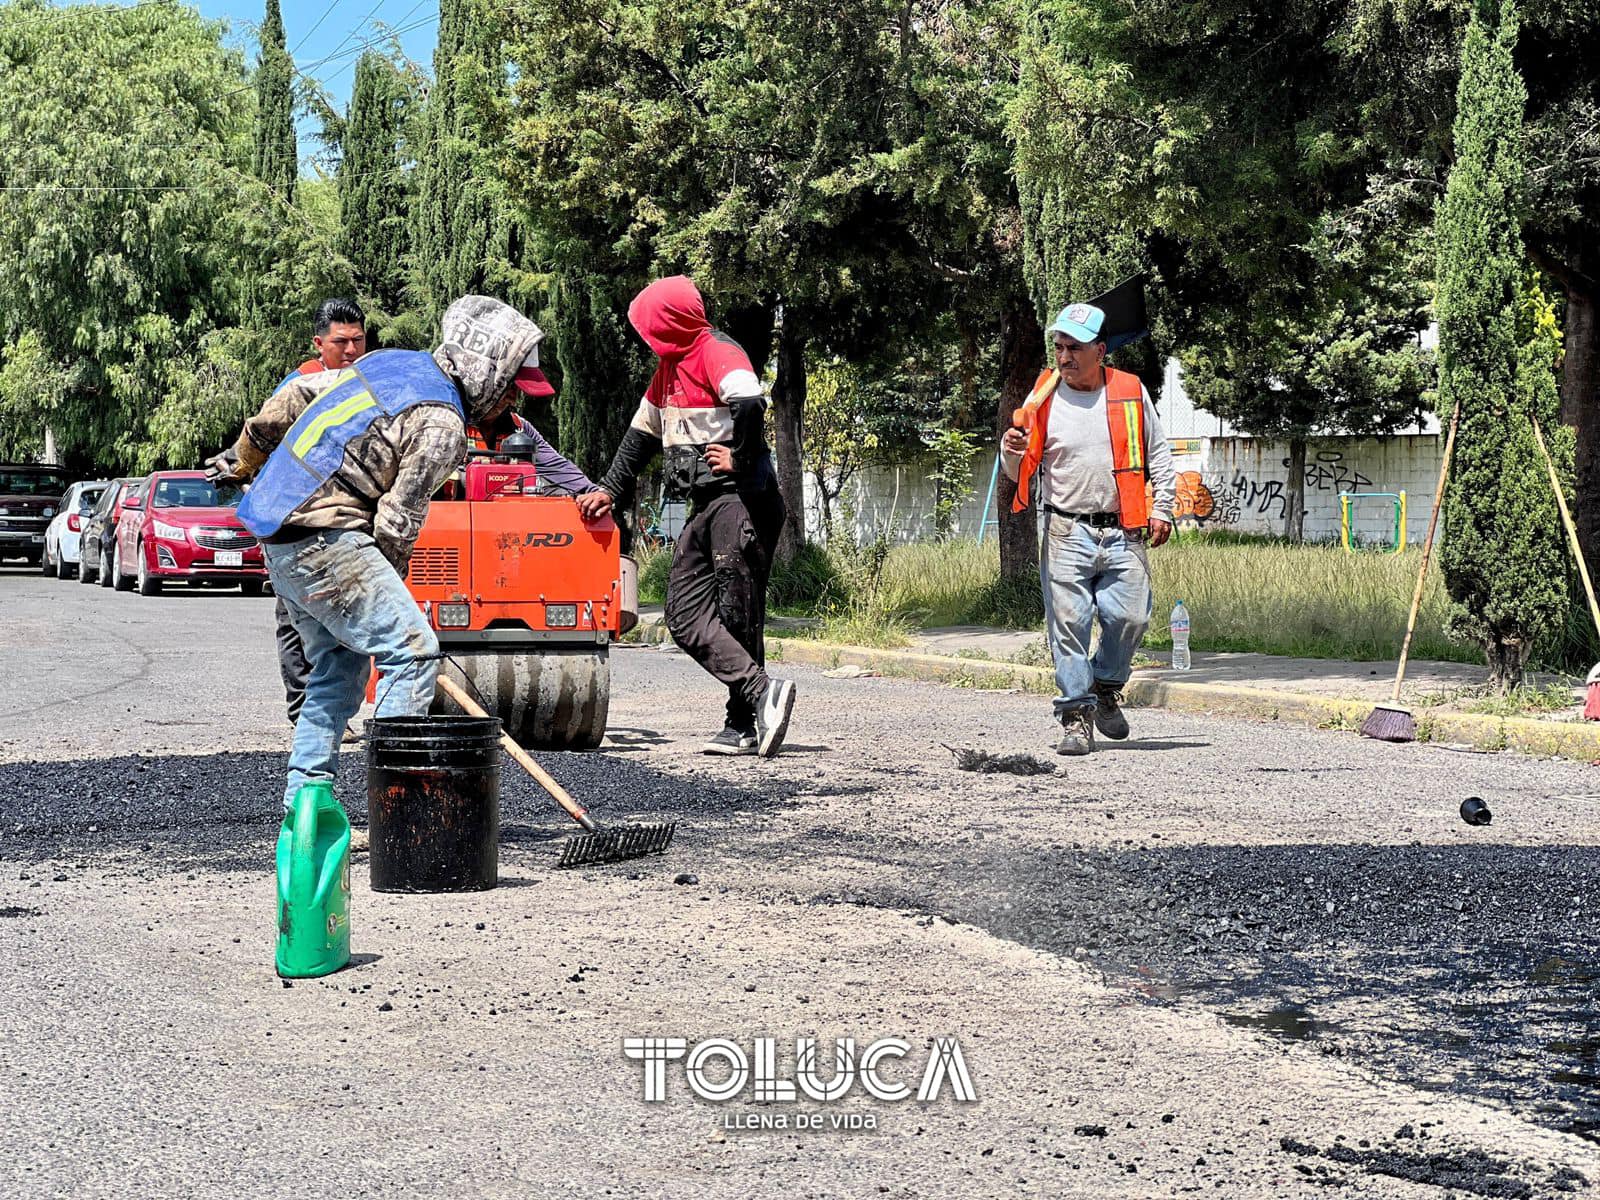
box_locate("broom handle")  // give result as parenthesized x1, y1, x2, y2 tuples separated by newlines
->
(434, 674, 599, 832)
(1390, 400, 1460, 704)
(1531, 416, 1600, 637)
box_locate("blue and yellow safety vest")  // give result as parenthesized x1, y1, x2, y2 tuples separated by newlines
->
(238, 350, 464, 537)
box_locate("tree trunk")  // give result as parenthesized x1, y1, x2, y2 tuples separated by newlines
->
(771, 319, 808, 562)
(996, 293, 1042, 581)
(721, 304, 776, 375)
(1284, 436, 1307, 543)
(1484, 632, 1529, 694)
(1564, 283, 1600, 579)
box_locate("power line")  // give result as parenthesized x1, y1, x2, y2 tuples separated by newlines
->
(288, 0, 354, 57)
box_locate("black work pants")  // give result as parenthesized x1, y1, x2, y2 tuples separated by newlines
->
(664, 487, 784, 730)
(275, 595, 311, 725)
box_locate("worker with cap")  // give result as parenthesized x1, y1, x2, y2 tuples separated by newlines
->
(215, 295, 550, 808)
(270, 298, 370, 731)
(1000, 300, 1176, 755)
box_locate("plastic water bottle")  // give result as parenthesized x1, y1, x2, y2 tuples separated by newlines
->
(1169, 600, 1191, 671)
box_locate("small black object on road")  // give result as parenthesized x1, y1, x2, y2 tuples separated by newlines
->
(1460, 797, 1492, 826)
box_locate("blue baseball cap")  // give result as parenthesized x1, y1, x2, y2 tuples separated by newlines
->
(1049, 302, 1106, 345)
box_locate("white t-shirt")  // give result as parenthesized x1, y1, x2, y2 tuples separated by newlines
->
(1002, 378, 1176, 522)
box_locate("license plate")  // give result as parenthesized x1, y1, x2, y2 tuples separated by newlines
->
(215, 550, 243, 567)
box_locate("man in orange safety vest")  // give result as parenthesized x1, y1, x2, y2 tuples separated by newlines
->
(1001, 301, 1176, 756)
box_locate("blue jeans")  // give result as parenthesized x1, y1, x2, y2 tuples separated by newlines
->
(262, 530, 440, 808)
(1040, 514, 1153, 721)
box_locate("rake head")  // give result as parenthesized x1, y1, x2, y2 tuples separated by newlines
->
(557, 823, 676, 868)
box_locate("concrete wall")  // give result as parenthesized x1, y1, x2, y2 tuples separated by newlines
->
(1172, 435, 1445, 545)
(798, 433, 1445, 547)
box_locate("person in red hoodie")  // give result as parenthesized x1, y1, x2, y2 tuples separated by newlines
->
(576, 276, 796, 757)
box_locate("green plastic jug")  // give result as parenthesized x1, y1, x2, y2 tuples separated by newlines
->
(275, 781, 352, 978)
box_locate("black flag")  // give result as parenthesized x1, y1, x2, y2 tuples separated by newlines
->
(1090, 274, 1149, 354)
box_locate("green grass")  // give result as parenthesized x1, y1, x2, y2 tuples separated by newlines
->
(635, 529, 1587, 670)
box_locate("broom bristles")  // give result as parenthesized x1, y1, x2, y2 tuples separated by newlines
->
(1360, 703, 1416, 743)
(557, 823, 676, 868)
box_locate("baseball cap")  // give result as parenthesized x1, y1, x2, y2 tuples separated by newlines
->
(1049, 302, 1106, 345)
(512, 346, 555, 397)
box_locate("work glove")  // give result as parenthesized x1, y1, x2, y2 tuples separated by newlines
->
(203, 447, 241, 484)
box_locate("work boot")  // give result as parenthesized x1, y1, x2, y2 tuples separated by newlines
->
(1056, 709, 1095, 756)
(755, 678, 796, 758)
(1092, 681, 1130, 740)
(703, 726, 757, 756)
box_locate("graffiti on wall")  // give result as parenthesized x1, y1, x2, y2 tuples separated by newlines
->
(1160, 450, 1380, 529)
(1301, 450, 1372, 492)
(1163, 471, 1241, 526)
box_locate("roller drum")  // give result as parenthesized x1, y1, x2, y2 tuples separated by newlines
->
(432, 646, 610, 750)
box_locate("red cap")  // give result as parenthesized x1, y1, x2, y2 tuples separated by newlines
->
(513, 366, 555, 397)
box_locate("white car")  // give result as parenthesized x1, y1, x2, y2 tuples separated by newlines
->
(43, 479, 109, 579)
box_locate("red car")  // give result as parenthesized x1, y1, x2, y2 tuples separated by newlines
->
(111, 471, 268, 596)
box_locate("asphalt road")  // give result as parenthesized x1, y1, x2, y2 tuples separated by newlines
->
(3, 566, 1600, 1198)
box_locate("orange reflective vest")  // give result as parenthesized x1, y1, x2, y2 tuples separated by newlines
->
(1009, 366, 1151, 530)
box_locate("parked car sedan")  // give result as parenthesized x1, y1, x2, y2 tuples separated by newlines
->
(0, 462, 69, 566)
(78, 477, 143, 585)
(42, 479, 109, 578)
(110, 471, 268, 596)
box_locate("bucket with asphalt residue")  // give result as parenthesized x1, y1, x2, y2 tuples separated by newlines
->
(367, 715, 501, 892)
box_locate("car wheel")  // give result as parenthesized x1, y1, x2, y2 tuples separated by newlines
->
(79, 544, 97, 584)
(136, 540, 162, 596)
(55, 545, 72, 579)
(240, 579, 265, 597)
(41, 540, 55, 575)
(112, 537, 133, 592)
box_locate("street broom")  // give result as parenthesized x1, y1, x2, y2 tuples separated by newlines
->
(1361, 399, 1460, 743)
(434, 675, 675, 867)
(1529, 417, 1600, 720)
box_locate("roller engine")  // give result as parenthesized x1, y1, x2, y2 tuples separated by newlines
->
(395, 440, 637, 750)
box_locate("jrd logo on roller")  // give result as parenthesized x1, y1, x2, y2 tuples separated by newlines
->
(624, 1035, 975, 1129)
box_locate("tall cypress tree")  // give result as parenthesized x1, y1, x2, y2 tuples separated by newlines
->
(412, 0, 518, 327)
(340, 53, 411, 315)
(252, 0, 297, 201)
(1436, 0, 1566, 690)
(550, 271, 638, 480)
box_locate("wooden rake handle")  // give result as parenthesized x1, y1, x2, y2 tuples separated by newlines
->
(433, 674, 599, 833)
(1531, 416, 1600, 638)
(1390, 399, 1460, 705)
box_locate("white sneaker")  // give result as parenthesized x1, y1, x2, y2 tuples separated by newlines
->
(754, 678, 796, 758)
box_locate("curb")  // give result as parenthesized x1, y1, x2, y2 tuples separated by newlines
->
(748, 631, 1598, 764)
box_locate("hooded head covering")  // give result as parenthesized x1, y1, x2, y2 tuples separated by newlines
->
(627, 275, 756, 413)
(628, 275, 710, 359)
(433, 296, 546, 421)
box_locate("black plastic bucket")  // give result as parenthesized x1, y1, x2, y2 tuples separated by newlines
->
(366, 715, 502, 892)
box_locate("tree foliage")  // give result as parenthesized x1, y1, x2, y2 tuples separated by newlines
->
(1435, 1, 1567, 689)
(340, 52, 418, 320)
(0, 1, 352, 472)
(252, 0, 297, 202)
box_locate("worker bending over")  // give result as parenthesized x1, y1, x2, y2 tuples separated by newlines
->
(221, 295, 550, 807)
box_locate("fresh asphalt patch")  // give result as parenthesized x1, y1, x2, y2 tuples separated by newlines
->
(799, 829, 1600, 1159)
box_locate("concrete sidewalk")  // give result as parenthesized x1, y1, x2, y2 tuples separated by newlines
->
(634, 605, 1595, 760)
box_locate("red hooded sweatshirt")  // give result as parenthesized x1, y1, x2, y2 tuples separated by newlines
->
(602, 276, 772, 500)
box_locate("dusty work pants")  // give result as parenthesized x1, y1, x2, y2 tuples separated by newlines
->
(1040, 514, 1152, 721)
(274, 597, 311, 725)
(665, 488, 784, 730)
(262, 529, 439, 809)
